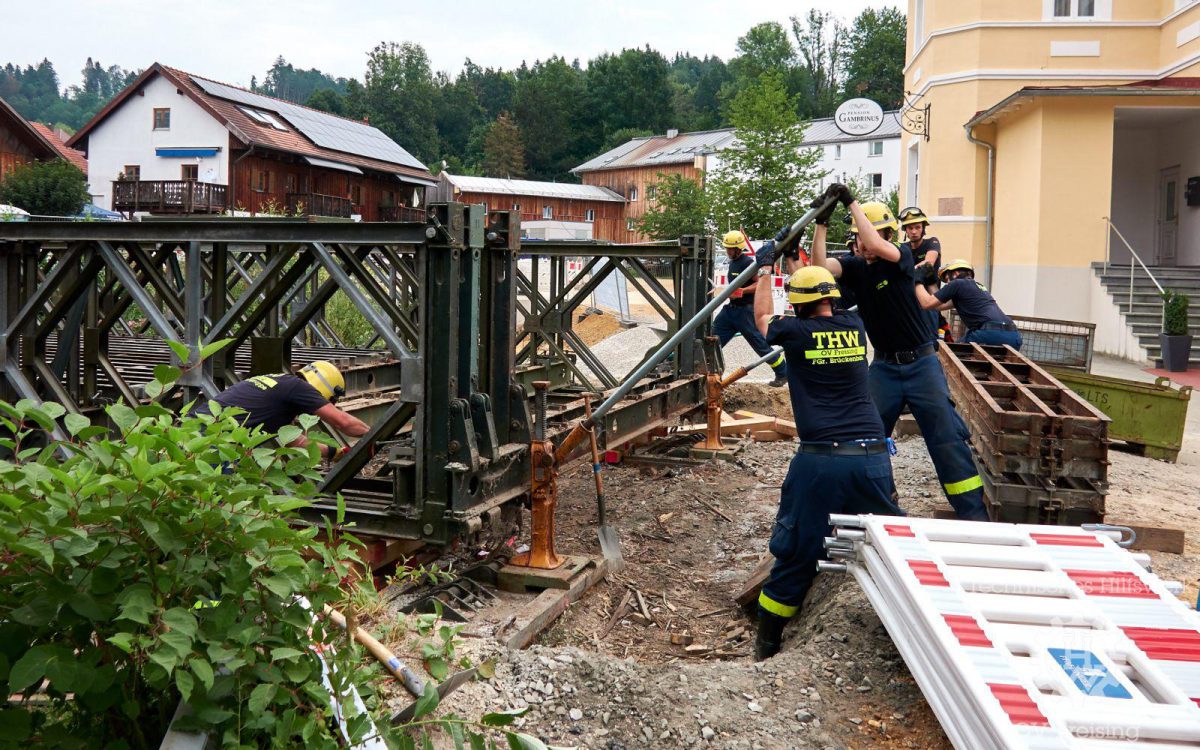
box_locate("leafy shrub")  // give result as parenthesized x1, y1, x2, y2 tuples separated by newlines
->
(0, 388, 378, 747)
(0, 368, 570, 749)
(1162, 290, 1190, 336)
(0, 159, 90, 217)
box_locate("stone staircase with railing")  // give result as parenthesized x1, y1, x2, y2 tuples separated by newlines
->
(1093, 263, 1200, 367)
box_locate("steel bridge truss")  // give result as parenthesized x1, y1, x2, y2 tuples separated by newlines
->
(0, 208, 715, 543)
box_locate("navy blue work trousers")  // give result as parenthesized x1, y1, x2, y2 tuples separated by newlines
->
(759, 449, 903, 617)
(964, 328, 1022, 350)
(868, 353, 989, 521)
(713, 304, 786, 376)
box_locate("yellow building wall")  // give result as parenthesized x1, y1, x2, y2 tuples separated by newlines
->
(901, 0, 1200, 324)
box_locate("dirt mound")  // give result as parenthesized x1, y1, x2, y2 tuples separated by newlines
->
(723, 382, 794, 421)
(573, 311, 626, 347)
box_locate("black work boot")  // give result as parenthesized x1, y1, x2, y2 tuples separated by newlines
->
(768, 373, 787, 388)
(754, 610, 790, 660)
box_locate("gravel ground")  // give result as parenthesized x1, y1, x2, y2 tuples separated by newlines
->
(383, 380, 1197, 749)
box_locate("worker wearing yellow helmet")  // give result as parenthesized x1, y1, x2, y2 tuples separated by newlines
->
(748, 198, 902, 660)
(810, 183, 987, 524)
(713, 229, 787, 387)
(899, 206, 949, 341)
(193, 360, 370, 461)
(914, 260, 1022, 350)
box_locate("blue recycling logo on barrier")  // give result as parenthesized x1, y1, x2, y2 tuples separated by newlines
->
(1047, 648, 1132, 699)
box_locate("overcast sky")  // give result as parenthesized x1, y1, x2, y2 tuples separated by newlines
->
(9, 0, 901, 89)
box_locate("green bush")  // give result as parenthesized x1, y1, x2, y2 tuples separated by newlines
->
(0, 159, 90, 217)
(1162, 290, 1190, 336)
(0, 389, 377, 747)
(0, 368, 571, 749)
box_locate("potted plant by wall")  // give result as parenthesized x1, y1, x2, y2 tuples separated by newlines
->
(1160, 290, 1192, 372)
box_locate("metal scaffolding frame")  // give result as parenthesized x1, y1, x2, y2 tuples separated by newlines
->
(0, 208, 715, 543)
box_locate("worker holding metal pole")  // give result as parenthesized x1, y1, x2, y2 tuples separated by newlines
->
(552, 195, 841, 465)
(749, 186, 904, 660)
(712, 231, 787, 388)
(812, 185, 988, 522)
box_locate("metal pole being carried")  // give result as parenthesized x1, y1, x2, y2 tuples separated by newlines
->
(554, 194, 838, 463)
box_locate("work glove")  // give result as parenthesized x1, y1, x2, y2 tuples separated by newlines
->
(772, 223, 800, 260)
(829, 182, 855, 208)
(916, 264, 938, 287)
(808, 195, 837, 226)
(754, 239, 777, 269)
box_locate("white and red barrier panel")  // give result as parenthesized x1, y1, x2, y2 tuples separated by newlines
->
(825, 516, 1200, 749)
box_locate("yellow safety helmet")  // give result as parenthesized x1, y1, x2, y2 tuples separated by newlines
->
(939, 259, 974, 282)
(898, 206, 930, 229)
(860, 201, 899, 235)
(721, 230, 748, 250)
(786, 265, 841, 305)
(300, 360, 346, 402)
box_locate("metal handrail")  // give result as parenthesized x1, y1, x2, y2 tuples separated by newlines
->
(1103, 217, 1166, 329)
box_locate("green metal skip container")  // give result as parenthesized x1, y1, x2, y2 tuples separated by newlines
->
(1048, 369, 1192, 462)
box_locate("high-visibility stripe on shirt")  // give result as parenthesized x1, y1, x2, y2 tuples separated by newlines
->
(944, 475, 983, 495)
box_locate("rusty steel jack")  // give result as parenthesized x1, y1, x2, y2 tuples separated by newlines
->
(508, 380, 564, 570)
(700, 342, 784, 451)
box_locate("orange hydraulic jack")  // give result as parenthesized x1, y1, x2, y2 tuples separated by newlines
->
(508, 380, 564, 570)
(700, 344, 785, 451)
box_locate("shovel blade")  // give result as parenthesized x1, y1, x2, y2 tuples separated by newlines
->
(598, 524, 625, 572)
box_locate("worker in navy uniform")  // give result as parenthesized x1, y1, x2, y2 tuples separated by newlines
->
(750, 205, 903, 660)
(837, 224, 861, 311)
(814, 184, 988, 522)
(194, 360, 370, 460)
(713, 230, 787, 387)
(899, 206, 948, 340)
(917, 260, 1022, 350)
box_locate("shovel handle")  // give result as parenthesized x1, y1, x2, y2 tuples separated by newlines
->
(324, 604, 425, 698)
(582, 394, 606, 525)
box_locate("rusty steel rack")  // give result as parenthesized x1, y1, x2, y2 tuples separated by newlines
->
(938, 342, 1111, 525)
(0, 208, 715, 544)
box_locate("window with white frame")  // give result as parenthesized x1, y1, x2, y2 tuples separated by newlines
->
(626, 218, 635, 231)
(869, 141, 884, 157)
(1046, 0, 1108, 20)
(629, 186, 638, 202)
(542, 205, 553, 219)
(512, 202, 520, 211)
(835, 144, 842, 159)
(585, 209, 595, 221)
(868, 173, 883, 194)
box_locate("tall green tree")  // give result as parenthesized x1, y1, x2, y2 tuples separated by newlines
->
(584, 47, 676, 151)
(635, 172, 710, 240)
(706, 74, 826, 238)
(512, 57, 588, 180)
(462, 59, 516, 121)
(481, 112, 526, 178)
(305, 88, 347, 115)
(260, 56, 348, 103)
(843, 8, 907, 109)
(363, 41, 439, 163)
(435, 71, 486, 167)
(792, 10, 847, 118)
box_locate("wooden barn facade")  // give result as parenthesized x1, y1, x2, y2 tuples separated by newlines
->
(572, 128, 734, 243)
(432, 173, 626, 241)
(0, 96, 87, 182)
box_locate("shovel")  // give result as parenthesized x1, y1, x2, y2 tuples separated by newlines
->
(583, 393, 624, 572)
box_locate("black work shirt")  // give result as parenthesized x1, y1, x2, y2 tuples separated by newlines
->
(935, 279, 1011, 331)
(726, 253, 756, 307)
(767, 311, 884, 442)
(837, 245, 934, 353)
(902, 236, 942, 275)
(193, 374, 329, 433)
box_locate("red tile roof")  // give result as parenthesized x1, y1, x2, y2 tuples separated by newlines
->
(29, 122, 88, 175)
(69, 63, 433, 183)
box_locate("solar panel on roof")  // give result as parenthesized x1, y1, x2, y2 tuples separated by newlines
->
(191, 76, 427, 171)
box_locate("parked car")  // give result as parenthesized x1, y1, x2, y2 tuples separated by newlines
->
(0, 204, 30, 221)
